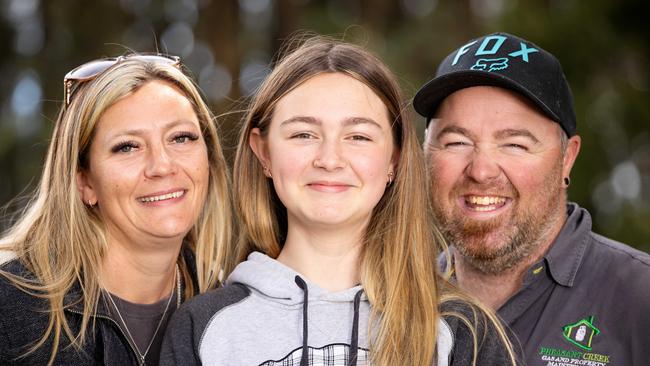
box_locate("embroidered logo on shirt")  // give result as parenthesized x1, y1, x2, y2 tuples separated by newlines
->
(536, 315, 611, 366)
(562, 315, 600, 351)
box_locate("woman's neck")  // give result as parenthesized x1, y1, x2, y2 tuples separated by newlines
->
(101, 233, 181, 304)
(277, 223, 364, 292)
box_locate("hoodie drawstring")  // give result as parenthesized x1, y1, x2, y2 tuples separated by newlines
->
(294, 276, 309, 366)
(294, 276, 365, 366)
(348, 288, 364, 366)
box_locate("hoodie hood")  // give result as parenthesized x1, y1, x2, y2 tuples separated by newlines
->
(227, 251, 366, 305)
(164, 251, 454, 366)
(226, 251, 368, 366)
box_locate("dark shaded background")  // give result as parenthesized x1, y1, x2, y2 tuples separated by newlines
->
(1, 0, 648, 253)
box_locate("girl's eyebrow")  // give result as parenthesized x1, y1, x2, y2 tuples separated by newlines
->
(280, 116, 382, 129)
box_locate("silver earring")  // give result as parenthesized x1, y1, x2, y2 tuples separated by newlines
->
(387, 172, 394, 186)
(263, 166, 272, 178)
(88, 200, 95, 207)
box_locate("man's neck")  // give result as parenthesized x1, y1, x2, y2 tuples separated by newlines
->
(454, 208, 568, 310)
(454, 254, 535, 310)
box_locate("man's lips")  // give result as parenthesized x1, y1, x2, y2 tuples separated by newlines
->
(461, 194, 511, 213)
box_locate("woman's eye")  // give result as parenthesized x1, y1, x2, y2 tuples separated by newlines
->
(112, 142, 138, 153)
(172, 132, 199, 144)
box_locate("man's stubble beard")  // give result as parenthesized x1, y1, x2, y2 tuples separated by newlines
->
(431, 161, 565, 275)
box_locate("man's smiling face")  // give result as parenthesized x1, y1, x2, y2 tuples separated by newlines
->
(425, 86, 579, 274)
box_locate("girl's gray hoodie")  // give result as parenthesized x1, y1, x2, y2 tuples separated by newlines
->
(160, 252, 516, 365)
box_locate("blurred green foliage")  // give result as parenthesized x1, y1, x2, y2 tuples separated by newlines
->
(0, 0, 648, 253)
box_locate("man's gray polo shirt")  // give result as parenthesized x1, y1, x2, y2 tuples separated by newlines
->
(444, 203, 650, 365)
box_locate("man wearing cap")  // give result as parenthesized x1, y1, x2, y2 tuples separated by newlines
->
(414, 32, 650, 365)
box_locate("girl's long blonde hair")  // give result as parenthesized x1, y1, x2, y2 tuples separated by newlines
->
(233, 36, 517, 365)
(0, 58, 232, 364)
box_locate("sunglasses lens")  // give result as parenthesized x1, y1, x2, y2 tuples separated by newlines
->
(65, 59, 119, 80)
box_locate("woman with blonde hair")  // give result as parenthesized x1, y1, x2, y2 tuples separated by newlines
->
(161, 38, 519, 365)
(0, 54, 232, 365)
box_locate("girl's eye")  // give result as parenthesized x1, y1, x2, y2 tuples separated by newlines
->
(292, 133, 313, 139)
(172, 132, 199, 144)
(111, 141, 138, 153)
(350, 135, 371, 141)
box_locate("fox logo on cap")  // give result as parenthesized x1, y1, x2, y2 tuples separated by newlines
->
(413, 32, 577, 137)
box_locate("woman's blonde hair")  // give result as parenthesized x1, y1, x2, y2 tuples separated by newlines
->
(0, 57, 232, 363)
(233, 36, 517, 365)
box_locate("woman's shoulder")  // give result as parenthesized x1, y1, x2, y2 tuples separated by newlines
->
(0, 258, 38, 301)
(0, 259, 53, 360)
(0, 258, 47, 317)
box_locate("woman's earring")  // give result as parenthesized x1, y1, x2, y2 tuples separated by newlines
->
(87, 200, 96, 207)
(387, 171, 394, 186)
(563, 177, 570, 187)
(263, 165, 272, 178)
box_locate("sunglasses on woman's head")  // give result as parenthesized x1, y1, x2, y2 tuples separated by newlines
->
(63, 54, 181, 105)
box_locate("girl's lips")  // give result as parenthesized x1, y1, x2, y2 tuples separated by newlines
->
(307, 182, 352, 193)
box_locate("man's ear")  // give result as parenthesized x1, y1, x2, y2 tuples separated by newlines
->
(249, 128, 270, 171)
(562, 134, 581, 179)
(76, 170, 98, 206)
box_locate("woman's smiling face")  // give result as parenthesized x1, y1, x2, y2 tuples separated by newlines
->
(77, 80, 209, 245)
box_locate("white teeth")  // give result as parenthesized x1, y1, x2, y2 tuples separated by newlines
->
(467, 195, 506, 206)
(139, 190, 184, 203)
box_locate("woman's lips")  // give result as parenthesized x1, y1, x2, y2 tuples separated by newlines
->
(138, 189, 187, 204)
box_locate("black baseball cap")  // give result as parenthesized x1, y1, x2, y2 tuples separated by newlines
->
(413, 32, 577, 136)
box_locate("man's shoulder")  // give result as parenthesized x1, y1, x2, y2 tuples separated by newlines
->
(587, 232, 650, 268)
(578, 231, 650, 304)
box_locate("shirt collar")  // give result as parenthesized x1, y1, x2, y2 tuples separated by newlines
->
(543, 202, 592, 287)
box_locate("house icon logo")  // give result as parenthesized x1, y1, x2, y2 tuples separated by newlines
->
(562, 315, 600, 351)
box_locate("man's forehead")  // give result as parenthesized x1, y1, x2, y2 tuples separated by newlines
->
(427, 87, 560, 136)
(426, 115, 560, 143)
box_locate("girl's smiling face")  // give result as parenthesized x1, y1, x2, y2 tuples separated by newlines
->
(250, 72, 397, 232)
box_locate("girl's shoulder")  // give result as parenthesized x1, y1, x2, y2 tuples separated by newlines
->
(439, 299, 521, 365)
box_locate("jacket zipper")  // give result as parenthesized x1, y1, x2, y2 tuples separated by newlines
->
(66, 307, 144, 365)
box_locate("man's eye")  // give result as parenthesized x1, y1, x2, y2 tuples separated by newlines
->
(445, 141, 469, 147)
(505, 143, 528, 151)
